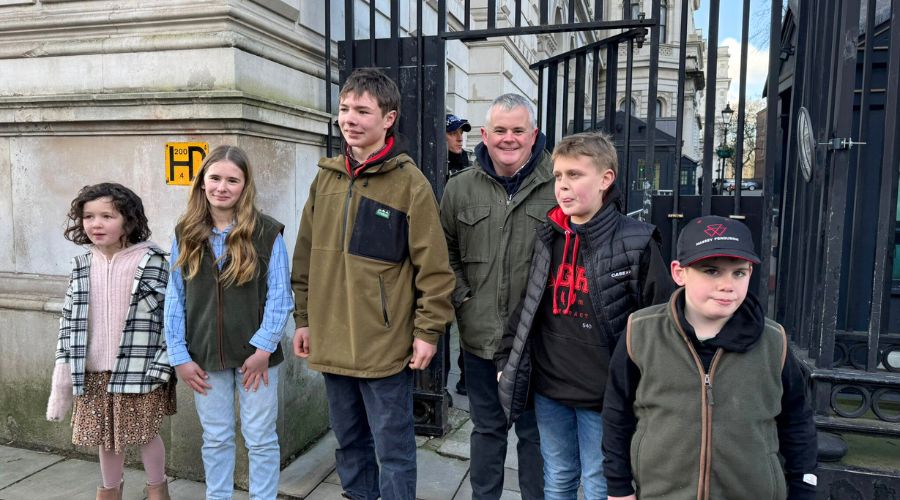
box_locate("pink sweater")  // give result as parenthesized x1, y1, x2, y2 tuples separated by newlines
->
(85, 241, 154, 371)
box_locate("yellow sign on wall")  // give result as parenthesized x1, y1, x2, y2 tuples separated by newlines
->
(165, 142, 209, 185)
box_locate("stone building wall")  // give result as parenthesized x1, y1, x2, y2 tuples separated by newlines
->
(0, 0, 331, 484)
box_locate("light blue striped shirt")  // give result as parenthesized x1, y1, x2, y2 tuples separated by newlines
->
(164, 225, 293, 367)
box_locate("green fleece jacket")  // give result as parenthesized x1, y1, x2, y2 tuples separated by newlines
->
(292, 144, 455, 378)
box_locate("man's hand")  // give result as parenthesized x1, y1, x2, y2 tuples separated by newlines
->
(497, 371, 502, 382)
(409, 338, 437, 370)
(239, 349, 271, 391)
(175, 361, 212, 395)
(293, 327, 310, 358)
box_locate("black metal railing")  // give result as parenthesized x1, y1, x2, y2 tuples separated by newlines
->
(321, 1, 900, 464)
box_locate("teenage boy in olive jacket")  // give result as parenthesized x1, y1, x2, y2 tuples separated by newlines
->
(291, 68, 455, 500)
(602, 216, 818, 500)
(440, 93, 556, 499)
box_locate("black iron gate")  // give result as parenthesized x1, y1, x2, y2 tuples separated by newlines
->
(321, 6, 900, 491)
(773, 0, 900, 430)
(322, 0, 663, 436)
(768, 0, 900, 495)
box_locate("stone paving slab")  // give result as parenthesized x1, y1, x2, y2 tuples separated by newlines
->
(168, 478, 249, 500)
(323, 469, 340, 485)
(505, 431, 519, 470)
(305, 480, 346, 500)
(415, 448, 469, 500)
(278, 431, 338, 499)
(452, 471, 522, 500)
(0, 458, 147, 500)
(316, 449, 469, 500)
(436, 419, 473, 460)
(0, 446, 64, 490)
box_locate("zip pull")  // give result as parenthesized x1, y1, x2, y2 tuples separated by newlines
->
(705, 374, 715, 406)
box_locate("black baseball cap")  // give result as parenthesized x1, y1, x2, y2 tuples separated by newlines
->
(676, 216, 760, 266)
(446, 114, 472, 132)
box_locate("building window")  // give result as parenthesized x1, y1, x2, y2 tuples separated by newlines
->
(656, 98, 665, 118)
(621, 97, 638, 115)
(680, 167, 691, 186)
(626, 1, 641, 20)
(660, 1, 667, 43)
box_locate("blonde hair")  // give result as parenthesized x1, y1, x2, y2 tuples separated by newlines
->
(174, 145, 260, 286)
(551, 131, 618, 175)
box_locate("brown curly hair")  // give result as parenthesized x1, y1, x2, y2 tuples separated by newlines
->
(64, 183, 151, 246)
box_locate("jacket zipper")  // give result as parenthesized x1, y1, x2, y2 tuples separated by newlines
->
(211, 244, 226, 370)
(496, 173, 540, 318)
(340, 176, 357, 250)
(669, 295, 723, 500)
(702, 351, 723, 500)
(106, 259, 113, 368)
(378, 275, 390, 327)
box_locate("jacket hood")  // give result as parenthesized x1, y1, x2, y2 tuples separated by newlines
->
(674, 287, 765, 353)
(474, 132, 548, 195)
(89, 240, 160, 261)
(319, 134, 411, 177)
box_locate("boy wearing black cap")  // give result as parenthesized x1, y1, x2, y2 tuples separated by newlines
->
(446, 113, 472, 175)
(602, 216, 818, 500)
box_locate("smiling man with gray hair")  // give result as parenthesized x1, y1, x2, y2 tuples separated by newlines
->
(439, 93, 556, 499)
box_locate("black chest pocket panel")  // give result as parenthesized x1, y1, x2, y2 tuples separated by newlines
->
(349, 196, 409, 263)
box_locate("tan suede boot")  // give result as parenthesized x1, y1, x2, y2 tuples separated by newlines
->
(95, 480, 123, 500)
(144, 480, 171, 500)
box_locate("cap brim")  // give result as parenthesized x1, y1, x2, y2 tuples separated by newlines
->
(681, 251, 761, 266)
(447, 123, 471, 132)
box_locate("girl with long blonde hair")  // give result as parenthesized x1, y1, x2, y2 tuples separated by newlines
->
(164, 145, 292, 500)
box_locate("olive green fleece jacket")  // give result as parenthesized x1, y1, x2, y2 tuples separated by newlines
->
(439, 151, 556, 359)
(292, 151, 455, 378)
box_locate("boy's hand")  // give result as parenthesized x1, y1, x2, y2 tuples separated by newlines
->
(293, 327, 310, 358)
(409, 338, 436, 370)
(608, 496, 637, 500)
(497, 371, 502, 382)
(175, 361, 212, 395)
(239, 349, 271, 391)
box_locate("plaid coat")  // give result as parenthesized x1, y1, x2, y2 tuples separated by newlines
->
(55, 246, 173, 395)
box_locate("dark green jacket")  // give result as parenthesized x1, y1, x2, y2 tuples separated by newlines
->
(440, 148, 556, 359)
(182, 214, 285, 371)
(625, 292, 788, 500)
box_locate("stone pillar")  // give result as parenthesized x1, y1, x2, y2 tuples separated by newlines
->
(0, 0, 331, 485)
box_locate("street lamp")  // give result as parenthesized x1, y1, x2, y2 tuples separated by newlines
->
(716, 103, 735, 194)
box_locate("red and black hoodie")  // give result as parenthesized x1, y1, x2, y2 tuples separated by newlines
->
(530, 205, 608, 411)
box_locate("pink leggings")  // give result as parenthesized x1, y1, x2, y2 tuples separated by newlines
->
(98, 434, 166, 488)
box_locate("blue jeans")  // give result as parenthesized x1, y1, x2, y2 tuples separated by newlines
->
(534, 393, 606, 500)
(194, 366, 281, 500)
(323, 369, 416, 500)
(463, 350, 544, 499)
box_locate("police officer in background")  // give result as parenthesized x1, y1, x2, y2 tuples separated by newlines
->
(446, 114, 471, 175)
(445, 113, 472, 396)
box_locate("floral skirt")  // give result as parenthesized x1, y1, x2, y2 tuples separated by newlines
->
(71, 372, 177, 454)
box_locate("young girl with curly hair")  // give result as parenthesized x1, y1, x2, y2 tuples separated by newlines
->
(47, 183, 176, 500)
(165, 145, 291, 500)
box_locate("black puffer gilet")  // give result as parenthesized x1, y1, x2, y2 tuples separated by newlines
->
(498, 193, 657, 423)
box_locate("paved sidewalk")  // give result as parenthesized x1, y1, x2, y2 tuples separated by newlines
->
(0, 337, 526, 500)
